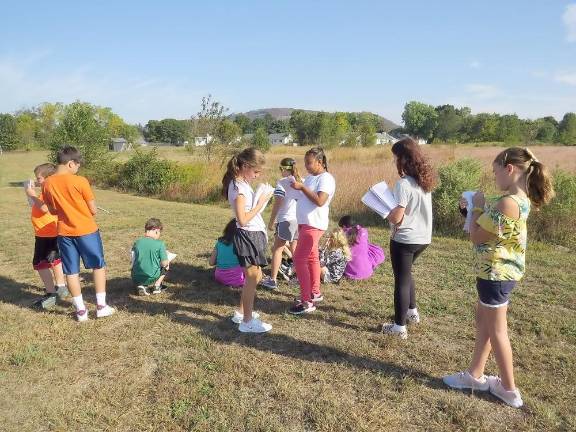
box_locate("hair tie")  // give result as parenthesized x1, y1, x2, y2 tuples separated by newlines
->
(524, 147, 539, 164)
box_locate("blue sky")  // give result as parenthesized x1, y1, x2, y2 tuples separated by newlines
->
(1, 1, 575, 124)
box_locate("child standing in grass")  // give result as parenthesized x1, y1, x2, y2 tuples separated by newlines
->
(131, 218, 171, 295)
(25, 163, 68, 309)
(289, 147, 336, 315)
(338, 215, 385, 281)
(42, 146, 115, 322)
(261, 157, 302, 290)
(319, 228, 351, 284)
(443, 147, 554, 408)
(222, 147, 273, 333)
(209, 219, 245, 288)
(381, 138, 435, 339)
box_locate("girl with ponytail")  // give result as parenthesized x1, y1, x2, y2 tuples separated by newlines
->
(443, 147, 554, 408)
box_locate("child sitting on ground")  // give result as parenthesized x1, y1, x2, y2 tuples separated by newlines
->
(131, 218, 171, 295)
(209, 219, 245, 288)
(320, 228, 351, 284)
(338, 215, 385, 280)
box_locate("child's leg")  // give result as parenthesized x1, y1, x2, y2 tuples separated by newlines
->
(52, 263, 66, 287)
(37, 268, 56, 293)
(469, 302, 492, 378)
(308, 240, 322, 296)
(408, 245, 427, 309)
(390, 240, 414, 326)
(66, 274, 82, 297)
(241, 265, 260, 322)
(294, 227, 313, 303)
(270, 237, 287, 281)
(93, 267, 107, 293)
(486, 305, 516, 390)
(153, 274, 167, 287)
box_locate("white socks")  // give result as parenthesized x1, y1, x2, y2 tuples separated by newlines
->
(392, 324, 407, 332)
(72, 295, 86, 311)
(96, 292, 106, 307)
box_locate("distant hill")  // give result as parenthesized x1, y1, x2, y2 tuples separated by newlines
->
(232, 108, 399, 132)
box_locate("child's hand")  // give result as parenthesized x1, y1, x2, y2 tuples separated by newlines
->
(25, 179, 37, 197)
(472, 192, 485, 208)
(257, 192, 273, 206)
(458, 197, 468, 209)
(290, 181, 304, 190)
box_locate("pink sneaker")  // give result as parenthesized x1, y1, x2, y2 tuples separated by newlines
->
(76, 309, 89, 322)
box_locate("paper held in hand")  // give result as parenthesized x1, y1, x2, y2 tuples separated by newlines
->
(166, 251, 177, 262)
(252, 183, 274, 213)
(361, 181, 398, 218)
(462, 191, 476, 232)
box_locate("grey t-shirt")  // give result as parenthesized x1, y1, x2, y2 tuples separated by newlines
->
(391, 176, 432, 244)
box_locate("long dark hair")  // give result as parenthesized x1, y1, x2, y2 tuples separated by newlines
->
(219, 219, 237, 245)
(305, 147, 328, 171)
(222, 147, 265, 199)
(338, 215, 360, 246)
(391, 138, 436, 193)
(493, 147, 555, 209)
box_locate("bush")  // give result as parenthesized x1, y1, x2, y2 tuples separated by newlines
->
(433, 158, 483, 235)
(117, 149, 178, 195)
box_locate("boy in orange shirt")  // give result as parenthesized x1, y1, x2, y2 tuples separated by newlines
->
(42, 146, 115, 321)
(25, 163, 68, 309)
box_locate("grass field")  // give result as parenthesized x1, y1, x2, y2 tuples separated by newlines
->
(0, 151, 575, 431)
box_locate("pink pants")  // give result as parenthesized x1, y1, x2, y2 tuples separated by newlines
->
(294, 224, 324, 303)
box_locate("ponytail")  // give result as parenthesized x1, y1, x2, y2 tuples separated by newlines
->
(222, 155, 240, 199)
(222, 147, 266, 199)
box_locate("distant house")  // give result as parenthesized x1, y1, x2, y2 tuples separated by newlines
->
(109, 138, 128, 152)
(375, 132, 398, 145)
(390, 132, 428, 145)
(194, 134, 213, 146)
(268, 132, 294, 146)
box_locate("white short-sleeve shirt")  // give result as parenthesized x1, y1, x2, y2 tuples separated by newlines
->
(296, 172, 336, 231)
(228, 179, 266, 232)
(391, 175, 432, 244)
(274, 177, 299, 222)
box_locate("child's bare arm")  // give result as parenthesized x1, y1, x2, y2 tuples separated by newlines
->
(87, 200, 98, 215)
(25, 183, 51, 213)
(208, 248, 217, 266)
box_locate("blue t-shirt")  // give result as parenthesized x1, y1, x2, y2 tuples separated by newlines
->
(215, 240, 240, 269)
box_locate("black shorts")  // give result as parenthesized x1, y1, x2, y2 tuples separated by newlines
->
(476, 278, 516, 308)
(33, 236, 61, 270)
(232, 229, 268, 268)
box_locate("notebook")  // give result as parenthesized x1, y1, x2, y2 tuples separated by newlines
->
(361, 181, 398, 218)
(462, 191, 476, 232)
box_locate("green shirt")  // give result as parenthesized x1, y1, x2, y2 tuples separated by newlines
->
(474, 194, 531, 281)
(131, 237, 168, 285)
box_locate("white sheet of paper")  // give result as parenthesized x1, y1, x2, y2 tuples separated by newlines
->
(361, 181, 398, 218)
(252, 183, 274, 214)
(462, 190, 476, 232)
(166, 251, 177, 262)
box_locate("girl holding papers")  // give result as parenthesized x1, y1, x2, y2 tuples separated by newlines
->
(381, 138, 436, 339)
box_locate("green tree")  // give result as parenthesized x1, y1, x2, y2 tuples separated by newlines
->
(434, 105, 467, 142)
(558, 113, 576, 145)
(192, 94, 230, 159)
(358, 112, 377, 147)
(535, 116, 558, 143)
(233, 114, 251, 134)
(402, 101, 438, 140)
(216, 120, 241, 146)
(496, 114, 523, 143)
(0, 113, 18, 151)
(289, 110, 314, 145)
(252, 127, 270, 152)
(15, 110, 39, 150)
(36, 102, 63, 148)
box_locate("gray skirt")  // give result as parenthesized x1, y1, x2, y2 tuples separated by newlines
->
(233, 229, 268, 268)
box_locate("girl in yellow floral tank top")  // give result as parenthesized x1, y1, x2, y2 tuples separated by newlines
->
(443, 148, 555, 409)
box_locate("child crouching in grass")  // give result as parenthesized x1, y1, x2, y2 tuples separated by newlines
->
(320, 228, 351, 284)
(209, 219, 245, 288)
(132, 218, 171, 295)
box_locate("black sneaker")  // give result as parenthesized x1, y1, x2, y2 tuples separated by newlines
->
(33, 293, 57, 310)
(288, 301, 316, 315)
(278, 265, 290, 281)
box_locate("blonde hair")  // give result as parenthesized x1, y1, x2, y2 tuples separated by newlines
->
(493, 147, 555, 209)
(326, 228, 351, 261)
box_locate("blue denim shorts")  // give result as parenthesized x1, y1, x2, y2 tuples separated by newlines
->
(57, 230, 106, 275)
(476, 278, 516, 308)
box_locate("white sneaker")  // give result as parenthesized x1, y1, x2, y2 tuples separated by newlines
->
(443, 370, 489, 391)
(488, 376, 523, 408)
(238, 318, 272, 333)
(96, 304, 116, 318)
(381, 323, 408, 339)
(231, 310, 260, 324)
(406, 310, 420, 324)
(76, 309, 89, 322)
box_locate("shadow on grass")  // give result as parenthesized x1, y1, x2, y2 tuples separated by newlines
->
(0, 275, 72, 316)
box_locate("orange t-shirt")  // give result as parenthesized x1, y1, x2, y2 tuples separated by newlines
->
(30, 192, 58, 237)
(42, 174, 98, 236)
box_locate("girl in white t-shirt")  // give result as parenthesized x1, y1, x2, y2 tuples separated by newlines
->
(289, 147, 336, 315)
(222, 147, 273, 333)
(261, 157, 302, 290)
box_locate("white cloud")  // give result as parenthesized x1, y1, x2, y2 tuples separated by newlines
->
(563, 4, 576, 42)
(554, 71, 576, 86)
(464, 84, 500, 100)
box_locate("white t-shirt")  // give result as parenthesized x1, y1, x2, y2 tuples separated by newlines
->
(296, 172, 336, 231)
(391, 176, 432, 244)
(273, 177, 299, 222)
(228, 179, 266, 232)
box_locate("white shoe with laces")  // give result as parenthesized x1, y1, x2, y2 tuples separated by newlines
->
(487, 376, 523, 408)
(406, 310, 420, 324)
(381, 323, 408, 339)
(238, 318, 272, 333)
(231, 310, 260, 324)
(96, 304, 116, 318)
(442, 370, 489, 391)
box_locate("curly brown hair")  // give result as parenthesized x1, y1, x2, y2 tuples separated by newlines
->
(391, 138, 436, 192)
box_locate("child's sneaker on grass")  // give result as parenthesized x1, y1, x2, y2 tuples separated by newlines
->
(33, 293, 57, 310)
(288, 301, 316, 315)
(487, 376, 523, 408)
(311, 293, 324, 303)
(76, 309, 89, 322)
(442, 370, 489, 391)
(238, 318, 272, 333)
(151, 284, 167, 295)
(231, 310, 260, 324)
(381, 323, 408, 340)
(96, 304, 116, 318)
(406, 310, 420, 324)
(260, 276, 278, 290)
(137, 285, 150, 296)
(278, 264, 291, 281)
(56, 285, 70, 300)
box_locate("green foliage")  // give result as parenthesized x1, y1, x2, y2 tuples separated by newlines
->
(252, 127, 270, 152)
(558, 112, 576, 145)
(117, 149, 178, 195)
(144, 119, 191, 144)
(0, 113, 18, 151)
(432, 158, 483, 235)
(402, 101, 438, 140)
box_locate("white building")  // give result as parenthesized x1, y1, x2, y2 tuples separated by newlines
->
(268, 132, 294, 146)
(109, 138, 128, 152)
(194, 134, 213, 146)
(375, 132, 398, 145)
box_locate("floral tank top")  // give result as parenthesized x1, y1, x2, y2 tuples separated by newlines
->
(474, 194, 531, 281)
